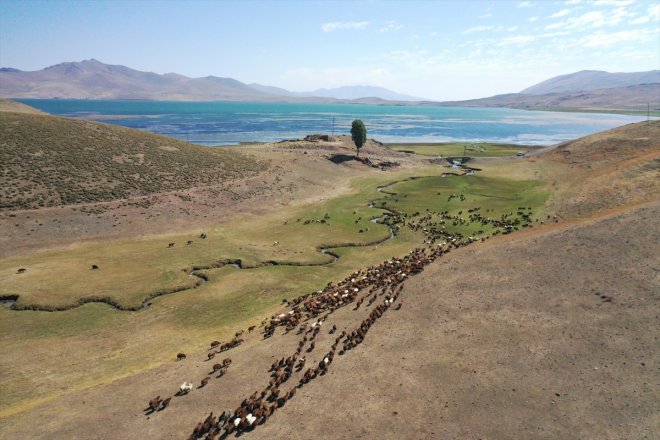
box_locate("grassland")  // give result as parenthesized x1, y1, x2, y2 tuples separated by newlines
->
(0, 112, 266, 209)
(0, 170, 547, 310)
(0, 162, 548, 417)
(386, 142, 538, 157)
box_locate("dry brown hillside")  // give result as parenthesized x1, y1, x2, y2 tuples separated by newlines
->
(534, 120, 659, 219)
(0, 98, 46, 114)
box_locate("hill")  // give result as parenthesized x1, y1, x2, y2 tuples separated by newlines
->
(521, 69, 660, 94)
(300, 85, 424, 101)
(0, 110, 266, 209)
(0, 98, 45, 114)
(0, 59, 422, 102)
(0, 59, 281, 101)
(437, 83, 660, 112)
(538, 120, 660, 218)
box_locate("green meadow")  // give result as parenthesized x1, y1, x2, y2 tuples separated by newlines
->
(387, 142, 538, 157)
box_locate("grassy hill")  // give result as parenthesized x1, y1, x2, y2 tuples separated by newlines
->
(0, 111, 267, 209)
(0, 98, 46, 115)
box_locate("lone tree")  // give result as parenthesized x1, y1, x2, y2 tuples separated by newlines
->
(351, 119, 367, 156)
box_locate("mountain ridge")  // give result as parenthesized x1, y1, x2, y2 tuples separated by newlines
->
(436, 83, 659, 111)
(0, 59, 422, 102)
(520, 69, 659, 95)
(1, 60, 657, 111)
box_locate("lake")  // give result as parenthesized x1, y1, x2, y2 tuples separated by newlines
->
(17, 99, 647, 146)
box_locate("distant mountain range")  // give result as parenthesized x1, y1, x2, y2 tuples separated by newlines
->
(437, 83, 659, 111)
(437, 69, 659, 111)
(520, 70, 660, 95)
(0, 59, 422, 102)
(1, 60, 657, 111)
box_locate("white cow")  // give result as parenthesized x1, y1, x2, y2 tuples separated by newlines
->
(179, 381, 193, 394)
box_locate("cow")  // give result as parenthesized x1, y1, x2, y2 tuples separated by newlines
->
(179, 382, 193, 395)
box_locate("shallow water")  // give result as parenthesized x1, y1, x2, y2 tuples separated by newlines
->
(18, 99, 647, 146)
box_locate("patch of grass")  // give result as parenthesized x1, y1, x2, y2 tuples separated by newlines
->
(386, 142, 539, 157)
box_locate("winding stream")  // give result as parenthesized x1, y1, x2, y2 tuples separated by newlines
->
(2, 184, 402, 312)
(2, 169, 480, 313)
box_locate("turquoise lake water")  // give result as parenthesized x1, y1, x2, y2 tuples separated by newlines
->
(18, 99, 647, 146)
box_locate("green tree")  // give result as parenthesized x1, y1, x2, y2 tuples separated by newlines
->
(350, 119, 367, 156)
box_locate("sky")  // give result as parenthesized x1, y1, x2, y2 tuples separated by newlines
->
(1, 0, 658, 100)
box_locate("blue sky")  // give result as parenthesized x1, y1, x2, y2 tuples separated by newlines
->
(1, 0, 658, 100)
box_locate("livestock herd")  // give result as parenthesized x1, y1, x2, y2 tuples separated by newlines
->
(143, 195, 546, 439)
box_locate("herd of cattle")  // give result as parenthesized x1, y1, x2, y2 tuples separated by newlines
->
(144, 200, 543, 439)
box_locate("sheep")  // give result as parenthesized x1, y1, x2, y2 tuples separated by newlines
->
(159, 397, 171, 410)
(91, 264, 99, 270)
(176, 353, 186, 361)
(16, 268, 26, 274)
(168, 242, 175, 248)
(200, 377, 210, 388)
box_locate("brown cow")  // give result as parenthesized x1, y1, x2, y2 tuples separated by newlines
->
(148, 396, 161, 412)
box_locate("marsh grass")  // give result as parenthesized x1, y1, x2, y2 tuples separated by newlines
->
(387, 142, 538, 157)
